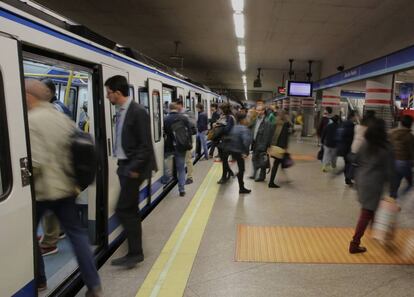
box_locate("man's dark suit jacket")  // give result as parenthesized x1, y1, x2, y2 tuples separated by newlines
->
(119, 101, 157, 178)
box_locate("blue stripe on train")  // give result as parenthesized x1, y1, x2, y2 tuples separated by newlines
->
(12, 280, 35, 297)
(0, 8, 219, 96)
(108, 177, 163, 234)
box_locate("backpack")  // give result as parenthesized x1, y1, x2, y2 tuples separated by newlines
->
(71, 129, 97, 190)
(171, 119, 192, 152)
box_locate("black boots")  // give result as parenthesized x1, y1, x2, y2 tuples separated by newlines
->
(349, 241, 367, 254)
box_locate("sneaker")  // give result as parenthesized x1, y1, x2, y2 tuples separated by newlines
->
(37, 282, 47, 292)
(185, 178, 193, 185)
(41, 246, 58, 256)
(58, 232, 66, 240)
(179, 191, 186, 197)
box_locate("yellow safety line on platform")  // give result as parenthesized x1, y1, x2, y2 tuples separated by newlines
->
(136, 163, 221, 297)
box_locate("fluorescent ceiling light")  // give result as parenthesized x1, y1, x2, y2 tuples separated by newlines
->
(242, 75, 247, 84)
(239, 53, 246, 71)
(238, 45, 245, 54)
(233, 13, 245, 38)
(395, 80, 404, 83)
(231, 0, 244, 12)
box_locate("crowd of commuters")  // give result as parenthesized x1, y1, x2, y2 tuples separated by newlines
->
(317, 106, 414, 254)
(27, 72, 414, 295)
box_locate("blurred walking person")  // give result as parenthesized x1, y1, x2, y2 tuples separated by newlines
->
(349, 118, 395, 254)
(321, 115, 339, 172)
(26, 79, 102, 296)
(389, 115, 414, 198)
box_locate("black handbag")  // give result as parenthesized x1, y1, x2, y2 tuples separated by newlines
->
(317, 147, 324, 161)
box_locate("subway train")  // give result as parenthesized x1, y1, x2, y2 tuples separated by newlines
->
(0, 2, 222, 296)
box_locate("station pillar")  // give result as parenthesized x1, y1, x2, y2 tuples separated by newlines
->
(322, 88, 341, 115)
(365, 75, 394, 128)
(302, 97, 315, 137)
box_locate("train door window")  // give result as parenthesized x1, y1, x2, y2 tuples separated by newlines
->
(129, 85, 135, 102)
(22, 52, 98, 293)
(196, 93, 202, 104)
(152, 90, 161, 142)
(163, 86, 173, 115)
(0, 71, 11, 199)
(186, 96, 191, 111)
(139, 87, 150, 112)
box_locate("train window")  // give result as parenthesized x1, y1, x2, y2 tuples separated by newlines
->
(163, 87, 173, 116)
(0, 71, 12, 200)
(152, 90, 161, 142)
(129, 85, 135, 101)
(186, 96, 191, 110)
(139, 87, 150, 113)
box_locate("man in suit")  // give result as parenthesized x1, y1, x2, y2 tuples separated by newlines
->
(105, 75, 157, 268)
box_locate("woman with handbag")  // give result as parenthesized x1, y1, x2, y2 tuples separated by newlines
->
(349, 118, 395, 254)
(268, 110, 290, 188)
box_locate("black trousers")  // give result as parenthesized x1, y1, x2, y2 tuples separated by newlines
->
(269, 157, 281, 184)
(219, 148, 231, 179)
(232, 152, 246, 189)
(116, 172, 144, 256)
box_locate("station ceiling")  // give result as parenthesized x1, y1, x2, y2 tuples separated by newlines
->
(34, 0, 414, 102)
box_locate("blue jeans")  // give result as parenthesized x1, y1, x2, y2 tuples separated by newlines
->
(36, 197, 100, 290)
(391, 160, 413, 198)
(197, 130, 209, 159)
(174, 151, 186, 193)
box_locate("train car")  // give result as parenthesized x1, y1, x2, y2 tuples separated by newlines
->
(0, 1, 221, 296)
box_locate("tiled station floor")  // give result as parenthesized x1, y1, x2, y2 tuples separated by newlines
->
(77, 138, 414, 297)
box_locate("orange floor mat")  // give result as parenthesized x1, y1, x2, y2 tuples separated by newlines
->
(235, 225, 414, 264)
(291, 154, 316, 161)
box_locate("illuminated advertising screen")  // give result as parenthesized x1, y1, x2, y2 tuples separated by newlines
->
(287, 81, 312, 97)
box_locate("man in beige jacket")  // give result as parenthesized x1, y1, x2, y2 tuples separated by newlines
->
(26, 79, 101, 297)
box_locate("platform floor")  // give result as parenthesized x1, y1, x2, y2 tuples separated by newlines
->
(77, 138, 414, 297)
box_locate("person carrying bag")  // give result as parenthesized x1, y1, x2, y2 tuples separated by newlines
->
(268, 110, 290, 188)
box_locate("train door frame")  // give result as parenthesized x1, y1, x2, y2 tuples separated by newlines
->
(147, 78, 164, 202)
(20, 45, 108, 296)
(0, 33, 36, 297)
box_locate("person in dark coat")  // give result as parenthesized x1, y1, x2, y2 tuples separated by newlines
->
(317, 106, 333, 145)
(250, 105, 274, 182)
(389, 115, 414, 198)
(349, 118, 395, 254)
(268, 110, 290, 188)
(216, 103, 235, 184)
(337, 111, 356, 185)
(223, 112, 252, 193)
(105, 75, 157, 268)
(209, 103, 221, 157)
(321, 115, 339, 172)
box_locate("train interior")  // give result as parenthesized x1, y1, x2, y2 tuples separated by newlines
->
(23, 51, 99, 296)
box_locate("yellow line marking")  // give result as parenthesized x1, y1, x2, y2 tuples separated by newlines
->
(136, 163, 221, 297)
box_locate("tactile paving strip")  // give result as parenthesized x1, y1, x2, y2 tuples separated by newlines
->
(235, 225, 414, 264)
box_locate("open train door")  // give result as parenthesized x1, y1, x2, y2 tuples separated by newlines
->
(147, 78, 164, 199)
(101, 64, 130, 242)
(0, 34, 35, 296)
